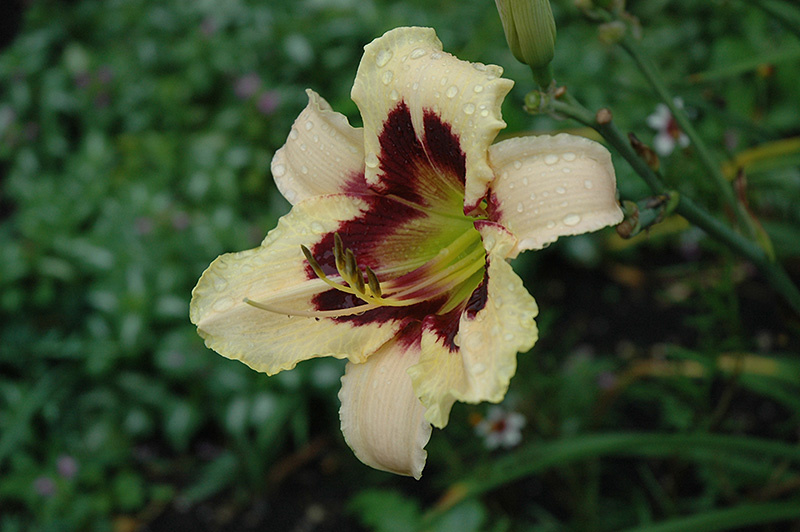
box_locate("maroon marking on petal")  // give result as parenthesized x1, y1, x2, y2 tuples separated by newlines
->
(342, 170, 368, 196)
(465, 267, 489, 319)
(486, 191, 503, 222)
(424, 306, 463, 353)
(374, 101, 428, 204)
(422, 109, 466, 187)
(373, 102, 467, 206)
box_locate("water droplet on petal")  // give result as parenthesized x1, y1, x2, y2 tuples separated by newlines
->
(365, 152, 379, 168)
(516, 202, 524, 213)
(300, 165, 308, 174)
(584, 180, 594, 189)
(272, 163, 286, 177)
(563, 213, 581, 226)
(381, 70, 393, 85)
(545, 154, 559, 165)
(284, 188, 297, 201)
(463, 103, 476, 115)
(289, 128, 298, 140)
(555, 186, 566, 194)
(503, 332, 515, 342)
(513, 160, 522, 169)
(546, 220, 556, 229)
(522, 177, 529, 185)
(562, 167, 571, 173)
(563, 152, 576, 161)
(375, 49, 393, 67)
(529, 192, 536, 200)
(410, 47, 426, 59)
(480, 109, 489, 117)
(390, 89, 399, 101)
(304, 120, 314, 131)
(311, 221, 324, 233)
(473, 84, 484, 93)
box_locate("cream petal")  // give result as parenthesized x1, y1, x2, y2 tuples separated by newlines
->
(271, 89, 365, 205)
(190, 195, 404, 375)
(351, 27, 514, 212)
(408, 223, 538, 428)
(339, 334, 432, 479)
(488, 134, 623, 257)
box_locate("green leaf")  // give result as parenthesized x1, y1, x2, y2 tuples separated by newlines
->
(348, 489, 422, 532)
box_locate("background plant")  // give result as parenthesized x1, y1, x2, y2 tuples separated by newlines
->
(1, 0, 799, 530)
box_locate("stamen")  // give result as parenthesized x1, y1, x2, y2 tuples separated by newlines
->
(334, 232, 346, 274)
(301, 245, 327, 280)
(365, 266, 382, 298)
(243, 297, 378, 318)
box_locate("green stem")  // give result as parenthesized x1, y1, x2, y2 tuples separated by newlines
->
(546, 94, 800, 317)
(617, 38, 757, 239)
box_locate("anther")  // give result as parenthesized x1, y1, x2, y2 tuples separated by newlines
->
(334, 233, 346, 274)
(365, 266, 382, 298)
(301, 245, 327, 280)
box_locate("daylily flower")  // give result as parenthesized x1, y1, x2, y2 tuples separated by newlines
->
(646, 97, 690, 156)
(190, 27, 622, 479)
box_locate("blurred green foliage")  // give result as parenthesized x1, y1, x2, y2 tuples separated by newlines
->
(1, 0, 800, 531)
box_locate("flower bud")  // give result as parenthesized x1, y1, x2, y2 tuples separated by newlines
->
(495, 0, 557, 87)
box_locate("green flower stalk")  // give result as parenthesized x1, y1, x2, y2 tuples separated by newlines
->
(495, 0, 557, 88)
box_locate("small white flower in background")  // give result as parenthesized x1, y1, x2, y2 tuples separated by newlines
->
(646, 98, 690, 156)
(476, 406, 526, 449)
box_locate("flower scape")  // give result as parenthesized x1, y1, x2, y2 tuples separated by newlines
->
(190, 27, 622, 478)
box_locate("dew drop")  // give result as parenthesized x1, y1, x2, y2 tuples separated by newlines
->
(480, 109, 489, 117)
(546, 220, 556, 229)
(272, 163, 286, 177)
(365, 152, 379, 168)
(555, 186, 566, 194)
(381, 70, 393, 85)
(584, 179, 594, 189)
(375, 49, 393, 67)
(503, 332, 515, 342)
(471, 362, 487, 374)
(522, 177, 529, 186)
(300, 165, 308, 174)
(563, 213, 581, 226)
(513, 160, 522, 169)
(299, 143, 307, 152)
(304, 120, 314, 131)
(410, 47, 426, 59)
(516, 202, 524, 213)
(562, 152, 577, 161)
(463, 103, 476, 115)
(390, 89, 399, 101)
(473, 84, 484, 93)
(289, 128, 298, 140)
(562, 167, 571, 173)
(284, 188, 297, 202)
(544, 154, 559, 165)
(529, 192, 536, 200)
(310, 221, 324, 233)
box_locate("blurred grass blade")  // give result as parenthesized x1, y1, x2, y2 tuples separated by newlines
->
(722, 137, 800, 179)
(619, 500, 800, 532)
(0, 373, 56, 467)
(429, 432, 800, 518)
